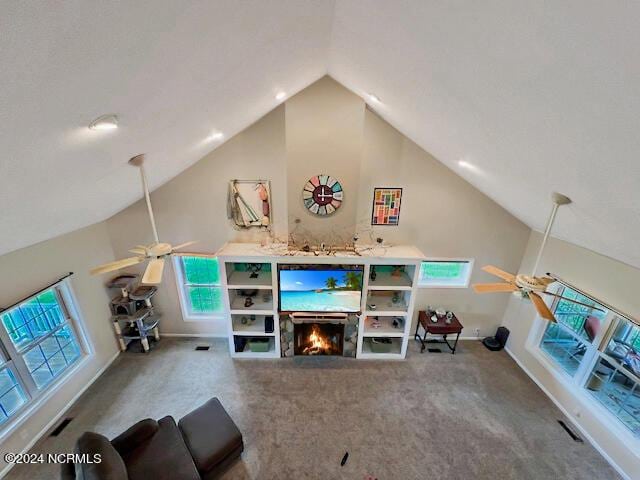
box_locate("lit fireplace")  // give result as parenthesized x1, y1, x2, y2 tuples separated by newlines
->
(294, 322, 344, 356)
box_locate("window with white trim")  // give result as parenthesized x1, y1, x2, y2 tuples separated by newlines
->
(0, 284, 84, 426)
(418, 260, 473, 288)
(174, 256, 223, 319)
(585, 316, 640, 437)
(538, 284, 607, 377)
(532, 280, 640, 439)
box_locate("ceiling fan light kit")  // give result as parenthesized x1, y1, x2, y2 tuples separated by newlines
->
(90, 154, 197, 285)
(472, 192, 586, 323)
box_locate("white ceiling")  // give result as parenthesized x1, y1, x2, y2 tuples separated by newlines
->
(2, 1, 639, 269)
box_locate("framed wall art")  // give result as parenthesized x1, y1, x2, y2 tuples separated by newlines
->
(371, 187, 402, 226)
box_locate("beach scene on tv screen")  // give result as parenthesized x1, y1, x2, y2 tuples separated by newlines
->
(280, 269, 363, 312)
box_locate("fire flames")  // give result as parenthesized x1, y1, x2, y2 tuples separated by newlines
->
(303, 324, 334, 355)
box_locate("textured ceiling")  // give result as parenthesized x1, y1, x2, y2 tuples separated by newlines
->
(2, 1, 639, 269)
(329, 1, 640, 269)
(0, 0, 333, 255)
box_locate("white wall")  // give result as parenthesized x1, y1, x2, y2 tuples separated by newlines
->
(359, 108, 530, 336)
(0, 222, 120, 474)
(502, 231, 640, 479)
(105, 105, 287, 336)
(285, 76, 365, 243)
(105, 76, 530, 338)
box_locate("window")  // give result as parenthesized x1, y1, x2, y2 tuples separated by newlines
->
(418, 260, 473, 288)
(174, 256, 223, 319)
(0, 283, 84, 427)
(539, 285, 607, 376)
(585, 316, 640, 437)
(532, 279, 640, 439)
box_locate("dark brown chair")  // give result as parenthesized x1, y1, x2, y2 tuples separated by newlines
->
(61, 398, 243, 480)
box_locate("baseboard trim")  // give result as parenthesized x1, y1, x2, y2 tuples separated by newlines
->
(504, 347, 631, 480)
(0, 350, 120, 479)
(161, 333, 227, 338)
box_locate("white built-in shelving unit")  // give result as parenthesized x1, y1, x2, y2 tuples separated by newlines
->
(216, 243, 424, 360)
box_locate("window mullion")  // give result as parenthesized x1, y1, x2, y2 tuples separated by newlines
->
(0, 326, 38, 397)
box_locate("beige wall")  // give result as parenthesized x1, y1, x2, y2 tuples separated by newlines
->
(285, 76, 365, 243)
(359, 109, 531, 336)
(105, 106, 287, 336)
(502, 231, 640, 478)
(0, 222, 119, 474)
(105, 76, 530, 338)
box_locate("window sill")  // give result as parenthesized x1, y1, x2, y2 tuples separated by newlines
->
(183, 314, 226, 322)
(417, 284, 469, 289)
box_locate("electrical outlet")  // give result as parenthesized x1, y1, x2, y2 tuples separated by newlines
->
(474, 327, 480, 337)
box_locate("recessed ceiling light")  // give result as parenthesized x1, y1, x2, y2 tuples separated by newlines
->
(367, 93, 381, 103)
(458, 160, 483, 175)
(208, 132, 224, 142)
(89, 114, 118, 131)
(275, 91, 286, 101)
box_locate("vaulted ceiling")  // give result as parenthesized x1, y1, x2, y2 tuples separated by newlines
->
(2, 1, 639, 268)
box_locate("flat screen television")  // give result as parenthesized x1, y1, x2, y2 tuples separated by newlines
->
(278, 264, 364, 313)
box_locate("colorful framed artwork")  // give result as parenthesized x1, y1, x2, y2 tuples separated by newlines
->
(371, 187, 402, 226)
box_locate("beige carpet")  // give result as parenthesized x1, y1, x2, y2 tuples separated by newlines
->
(6, 338, 620, 480)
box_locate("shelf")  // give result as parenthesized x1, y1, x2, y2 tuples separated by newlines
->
(362, 316, 406, 337)
(227, 271, 272, 289)
(233, 337, 278, 358)
(230, 293, 273, 312)
(360, 337, 404, 359)
(231, 315, 275, 336)
(367, 271, 413, 290)
(365, 293, 408, 314)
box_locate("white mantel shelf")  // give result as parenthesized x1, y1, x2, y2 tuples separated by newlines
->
(217, 242, 425, 360)
(216, 242, 425, 262)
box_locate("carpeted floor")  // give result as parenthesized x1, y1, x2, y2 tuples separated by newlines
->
(6, 338, 620, 480)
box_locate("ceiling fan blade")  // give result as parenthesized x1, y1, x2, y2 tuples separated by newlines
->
(90, 257, 144, 276)
(541, 292, 606, 312)
(472, 283, 519, 293)
(481, 265, 516, 283)
(529, 292, 557, 323)
(142, 258, 165, 285)
(538, 276, 556, 286)
(129, 247, 147, 256)
(172, 240, 198, 252)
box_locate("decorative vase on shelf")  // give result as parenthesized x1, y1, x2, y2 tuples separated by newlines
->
(392, 291, 401, 304)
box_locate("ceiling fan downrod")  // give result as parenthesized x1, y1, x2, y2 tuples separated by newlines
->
(531, 192, 571, 276)
(129, 154, 160, 244)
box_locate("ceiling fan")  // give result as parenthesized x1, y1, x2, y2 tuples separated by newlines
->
(472, 192, 603, 322)
(90, 154, 197, 284)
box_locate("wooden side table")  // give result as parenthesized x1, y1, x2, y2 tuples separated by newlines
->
(415, 310, 463, 354)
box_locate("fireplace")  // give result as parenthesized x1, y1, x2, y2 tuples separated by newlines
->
(294, 322, 344, 356)
(280, 313, 358, 357)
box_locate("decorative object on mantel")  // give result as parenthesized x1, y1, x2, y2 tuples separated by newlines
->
(303, 174, 343, 215)
(228, 179, 272, 228)
(371, 187, 402, 226)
